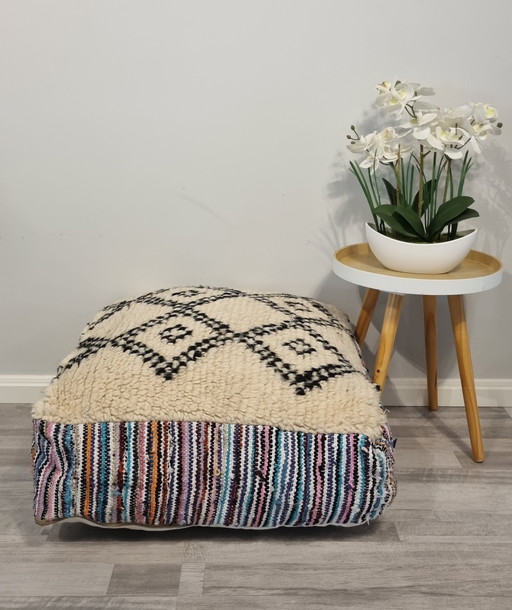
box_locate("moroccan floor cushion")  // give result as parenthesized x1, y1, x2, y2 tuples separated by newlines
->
(32, 286, 396, 529)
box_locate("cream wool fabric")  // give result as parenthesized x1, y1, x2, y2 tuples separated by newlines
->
(33, 287, 387, 438)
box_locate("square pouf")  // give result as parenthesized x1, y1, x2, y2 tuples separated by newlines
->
(32, 286, 396, 529)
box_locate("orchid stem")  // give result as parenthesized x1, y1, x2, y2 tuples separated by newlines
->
(442, 158, 452, 203)
(418, 145, 424, 217)
(394, 148, 402, 207)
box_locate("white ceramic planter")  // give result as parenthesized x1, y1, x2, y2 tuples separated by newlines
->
(365, 223, 478, 274)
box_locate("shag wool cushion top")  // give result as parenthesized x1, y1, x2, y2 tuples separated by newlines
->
(32, 286, 396, 528)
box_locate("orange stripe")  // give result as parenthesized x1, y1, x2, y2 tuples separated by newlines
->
(148, 421, 159, 525)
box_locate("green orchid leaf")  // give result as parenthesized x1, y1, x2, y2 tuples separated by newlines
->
(392, 206, 427, 239)
(423, 180, 436, 213)
(427, 196, 475, 240)
(411, 192, 419, 213)
(373, 204, 426, 240)
(378, 217, 419, 240)
(448, 208, 480, 225)
(382, 178, 397, 206)
(373, 205, 417, 238)
(447, 207, 480, 239)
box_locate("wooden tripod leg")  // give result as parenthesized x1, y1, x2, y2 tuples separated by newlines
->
(423, 295, 438, 411)
(355, 289, 380, 347)
(448, 294, 484, 463)
(373, 293, 404, 392)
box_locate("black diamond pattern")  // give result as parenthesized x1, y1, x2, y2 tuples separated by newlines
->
(283, 339, 316, 355)
(160, 324, 193, 345)
(59, 287, 361, 395)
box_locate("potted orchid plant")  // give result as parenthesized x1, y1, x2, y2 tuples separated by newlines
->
(347, 80, 502, 273)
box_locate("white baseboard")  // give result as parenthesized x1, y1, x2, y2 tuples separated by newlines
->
(0, 375, 511, 407)
(383, 378, 512, 407)
(0, 375, 53, 404)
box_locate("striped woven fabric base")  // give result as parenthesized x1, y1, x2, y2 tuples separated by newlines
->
(33, 419, 396, 528)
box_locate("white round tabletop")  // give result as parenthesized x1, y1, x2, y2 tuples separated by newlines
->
(333, 243, 503, 295)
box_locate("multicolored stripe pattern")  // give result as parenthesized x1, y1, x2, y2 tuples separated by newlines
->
(33, 419, 396, 528)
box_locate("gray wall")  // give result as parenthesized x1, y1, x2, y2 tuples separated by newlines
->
(1, 1, 511, 398)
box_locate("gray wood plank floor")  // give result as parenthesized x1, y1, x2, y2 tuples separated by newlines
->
(1, 403, 511, 609)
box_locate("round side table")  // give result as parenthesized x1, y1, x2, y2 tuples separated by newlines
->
(333, 243, 503, 462)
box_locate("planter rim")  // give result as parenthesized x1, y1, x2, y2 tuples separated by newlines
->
(366, 222, 477, 246)
(365, 222, 478, 274)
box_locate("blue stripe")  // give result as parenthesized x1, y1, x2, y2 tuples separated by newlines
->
(122, 422, 133, 522)
(369, 440, 388, 520)
(63, 425, 74, 517)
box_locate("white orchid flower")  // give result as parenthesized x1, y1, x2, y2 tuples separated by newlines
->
(466, 120, 501, 152)
(409, 116, 445, 151)
(399, 82, 436, 98)
(375, 127, 413, 162)
(348, 126, 412, 172)
(466, 103, 502, 145)
(414, 85, 436, 97)
(359, 154, 379, 170)
(347, 131, 377, 154)
(474, 121, 501, 138)
(435, 124, 471, 159)
(412, 99, 438, 112)
(347, 131, 381, 172)
(471, 122, 493, 138)
(468, 137, 482, 154)
(437, 124, 467, 143)
(360, 127, 412, 171)
(472, 103, 498, 124)
(375, 81, 393, 94)
(401, 111, 439, 140)
(448, 104, 473, 120)
(375, 80, 436, 117)
(375, 81, 417, 115)
(417, 130, 445, 151)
